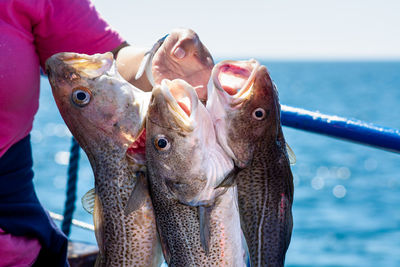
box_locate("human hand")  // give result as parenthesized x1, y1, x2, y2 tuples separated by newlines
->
(152, 28, 214, 102)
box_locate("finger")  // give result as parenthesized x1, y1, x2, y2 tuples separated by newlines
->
(170, 29, 199, 58)
(173, 47, 185, 59)
(172, 29, 214, 67)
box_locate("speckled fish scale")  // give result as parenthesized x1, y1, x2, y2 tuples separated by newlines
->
(145, 79, 246, 266)
(46, 52, 162, 267)
(207, 60, 294, 267)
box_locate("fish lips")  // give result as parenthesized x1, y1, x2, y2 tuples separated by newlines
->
(46, 52, 114, 81)
(210, 59, 260, 106)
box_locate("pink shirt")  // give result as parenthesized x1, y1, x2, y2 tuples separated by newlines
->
(0, 0, 124, 264)
(0, 228, 41, 266)
(0, 0, 125, 157)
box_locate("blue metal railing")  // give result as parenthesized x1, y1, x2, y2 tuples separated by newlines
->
(281, 105, 400, 154)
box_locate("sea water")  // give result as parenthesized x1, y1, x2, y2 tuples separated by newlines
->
(32, 61, 400, 266)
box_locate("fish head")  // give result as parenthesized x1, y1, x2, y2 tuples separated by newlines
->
(46, 52, 150, 164)
(146, 79, 232, 206)
(207, 59, 280, 168)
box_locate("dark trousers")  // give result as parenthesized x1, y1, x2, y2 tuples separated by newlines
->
(0, 135, 68, 267)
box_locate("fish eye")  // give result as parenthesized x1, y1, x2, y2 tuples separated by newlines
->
(154, 135, 170, 151)
(72, 87, 91, 107)
(252, 108, 266, 120)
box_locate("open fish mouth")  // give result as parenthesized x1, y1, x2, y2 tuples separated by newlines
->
(206, 59, 261, 164)
(46, 52, 115, 79)
(157, 79, 199, 132)
(126, 127, 146, 165)
(211, 59, 260, 106)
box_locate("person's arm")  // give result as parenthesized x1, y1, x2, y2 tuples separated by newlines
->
(113, 29, 214, 96)
(113, 44, 153, 92)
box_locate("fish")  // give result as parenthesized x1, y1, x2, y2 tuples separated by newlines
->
(145, 78, 246, 266)
(206, 59, 294, 267)
(46, 52, 163, 267)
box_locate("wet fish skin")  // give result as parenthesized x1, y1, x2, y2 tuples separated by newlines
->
(146, 79, 232, 206)
(46, 52, 162, 267)
(145, 86, 206, 205)
(208, 61, 294, 267)
(235, 130, 293, 267)
(145, 79, 246, 266)
(147, 174, 244, 267)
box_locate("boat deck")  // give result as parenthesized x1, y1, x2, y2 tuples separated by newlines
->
(68, 241, 98, 267)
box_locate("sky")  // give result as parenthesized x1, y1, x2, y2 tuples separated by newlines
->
(93, 0, 400, 60)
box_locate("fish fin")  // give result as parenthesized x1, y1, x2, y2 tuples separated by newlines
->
(124, 171, 148, 216)
(144, 54, 155, 87)
(157, 224, 171, 265)
(153, 234, 165, 267)
(286, 143, 296, 165)
(240, 229, 251, 267)
(93, 192, 105, 260)
(81, 188, 95, 214)
(135, 52, 151, 81)
(215, 166, 239, 189)
(199, 206, 212, 255)
(135, 34, 169, 85)
(94, 253, 103, 267)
